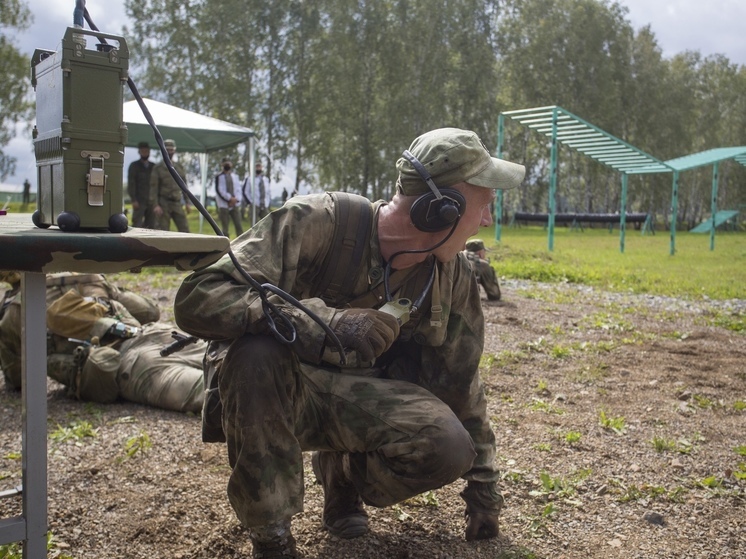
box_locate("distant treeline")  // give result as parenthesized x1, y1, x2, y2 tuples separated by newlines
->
(5, 1, 744, 229)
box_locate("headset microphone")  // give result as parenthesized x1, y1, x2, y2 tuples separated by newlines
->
(402, 150, 465, 232)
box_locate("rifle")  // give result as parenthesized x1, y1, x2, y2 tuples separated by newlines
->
(160, 331, 199, 357)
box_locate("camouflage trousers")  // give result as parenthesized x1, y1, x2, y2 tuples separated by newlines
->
(218, 206, 243, 238)
(117, 323, 205, 413)
(156, 200, 190, 232)
(219, 334, 477, 528)
(131, 202, 155, 229)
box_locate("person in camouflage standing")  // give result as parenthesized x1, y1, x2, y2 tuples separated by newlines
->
(174, 128, 525, 558)
(150, 138, 191, 232)
(463, 239, 501, 301)
(0, 272, 204, 414)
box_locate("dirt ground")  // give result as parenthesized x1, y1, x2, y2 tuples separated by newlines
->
(1, 275, 744, 559)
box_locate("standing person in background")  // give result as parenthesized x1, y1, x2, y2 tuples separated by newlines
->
(243, 161, 269, 223)
(22, 179, 31, 205)
(215, 157, 243, 238)
(281, 187, 288, 205)
(462, 239, 501, 301)
(150, 139, 191, 232)
(127, 141, 155, 228)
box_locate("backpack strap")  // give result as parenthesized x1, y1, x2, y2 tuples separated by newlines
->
(316, 192, 373, 306)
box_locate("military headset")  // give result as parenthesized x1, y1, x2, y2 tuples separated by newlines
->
(401, 149, 466, 233)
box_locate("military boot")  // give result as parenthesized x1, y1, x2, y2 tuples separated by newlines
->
(248, 519, 298, 558)
(312, 451, 369, 538)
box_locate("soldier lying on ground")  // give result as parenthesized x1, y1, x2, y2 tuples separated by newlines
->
(462, 238, 501, 301)
(0, 272, 204, 414)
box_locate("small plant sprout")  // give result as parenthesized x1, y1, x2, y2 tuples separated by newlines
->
(735, 445, 746, 457)
(528, 399, 564, 415)
(502, 470, 525, 484)
(50, 420, 98, 444)
(697, 476, 722, 490)
(391, 504, 411, 521)
(543, 473, 569, 495)
(598, 410, 626, 434)
(692, 394, 717, 409)
(535, 379, 549, 394)
(564, 431, 582, 445)
(550, 344, 571, 359)
(534, 443, 552, 452)
(650, 436, 677, 453)
(733, 400, 746, 412)
(121, 431, 152, 460)
(403, 490, 439, 507)
(733, 464, 746, 481)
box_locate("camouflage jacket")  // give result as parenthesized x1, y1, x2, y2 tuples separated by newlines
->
(175, 192, 498, 483)
(149, 159, 187, 206)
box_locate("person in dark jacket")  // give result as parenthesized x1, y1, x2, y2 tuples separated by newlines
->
(127, 142, 155, 228)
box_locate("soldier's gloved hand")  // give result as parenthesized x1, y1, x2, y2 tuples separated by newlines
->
(461, 481, 503, 541)
(328, 308, 400, 362)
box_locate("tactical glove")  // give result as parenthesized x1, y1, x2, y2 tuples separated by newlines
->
(461, 481, 503, 541)
(328, 308, 400, 362)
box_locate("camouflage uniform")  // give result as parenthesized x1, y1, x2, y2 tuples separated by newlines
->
(0, 272, 21, 388)
(463, 250, 501, 301)
(149, 159, 190, 232)
(174, 193, 501, 528)
(0, 273, 204, 414)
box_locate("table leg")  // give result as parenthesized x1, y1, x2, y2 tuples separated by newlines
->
(22, 272, 48, 558)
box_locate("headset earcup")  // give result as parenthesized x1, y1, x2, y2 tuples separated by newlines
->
(409, 188, 466, 232)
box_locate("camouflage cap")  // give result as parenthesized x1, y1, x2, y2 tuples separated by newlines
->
(465, 239, 488, 252)
(396, 128, 526, 195)
(164, 139, 177, 149)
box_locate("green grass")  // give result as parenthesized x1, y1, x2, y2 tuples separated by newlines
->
(7, 203, 744, 301)
(474, 226, 745, 300)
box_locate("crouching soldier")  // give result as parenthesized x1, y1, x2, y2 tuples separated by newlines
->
(463, 239, 501, 301)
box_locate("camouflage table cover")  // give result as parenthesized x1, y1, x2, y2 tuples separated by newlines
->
(0, 214, 229, 273)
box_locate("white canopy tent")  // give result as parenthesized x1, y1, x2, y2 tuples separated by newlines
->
(123, 98, 257, 231)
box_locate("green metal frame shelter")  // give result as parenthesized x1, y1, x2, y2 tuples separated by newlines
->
(496, 105, 672, 253)
(637, 147, 746, 252)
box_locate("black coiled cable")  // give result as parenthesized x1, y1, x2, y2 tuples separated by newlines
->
(82, 6, 346, 359)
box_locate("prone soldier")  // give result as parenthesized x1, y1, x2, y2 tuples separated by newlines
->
(0, 272, 204, 413)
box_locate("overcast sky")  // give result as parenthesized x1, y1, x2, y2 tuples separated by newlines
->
(3, 0, 745, 192)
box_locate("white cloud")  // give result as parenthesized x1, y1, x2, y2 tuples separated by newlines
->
(620, 0, 746, 65)
(16, 1, 128, 55)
